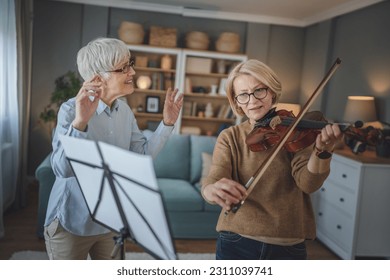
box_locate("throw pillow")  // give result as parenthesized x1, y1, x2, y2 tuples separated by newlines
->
(201, 152, 212, 184)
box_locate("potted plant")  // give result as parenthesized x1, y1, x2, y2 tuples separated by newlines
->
(39, 71, 81, 135)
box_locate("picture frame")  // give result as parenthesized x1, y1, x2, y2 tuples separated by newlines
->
(145, 96, 160, 113)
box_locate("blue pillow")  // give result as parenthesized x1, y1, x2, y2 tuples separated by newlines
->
(154, 134, 190, 180)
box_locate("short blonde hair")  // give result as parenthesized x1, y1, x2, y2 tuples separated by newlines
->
(225, 59, 282, 117)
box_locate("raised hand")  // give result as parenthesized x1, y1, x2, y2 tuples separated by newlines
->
(162, 88, 183, 126)
(72, 77, 102, 131)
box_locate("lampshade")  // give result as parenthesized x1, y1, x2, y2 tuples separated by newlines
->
(343, 96, 377, 122)
(136, 75, 152, 89)
(276, 102, 301, 116)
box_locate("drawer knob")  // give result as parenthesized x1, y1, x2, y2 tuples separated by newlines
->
(342, 174, 347, 178)
(321, 187, 326, 192)
(337, 225, 342, 230)
(318, 212, 323, 216)
(339, 197, 344, 202)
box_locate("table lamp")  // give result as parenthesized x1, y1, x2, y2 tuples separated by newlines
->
(276, 102, 301, 116)
(343, 96, 377, 123)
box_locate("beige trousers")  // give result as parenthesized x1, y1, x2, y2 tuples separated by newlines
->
(44, 219, 121, 260)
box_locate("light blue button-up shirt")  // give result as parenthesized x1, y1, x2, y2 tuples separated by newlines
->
(45, 98, 174, 236)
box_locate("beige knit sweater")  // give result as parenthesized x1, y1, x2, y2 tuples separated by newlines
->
(202, 120, 330, 240)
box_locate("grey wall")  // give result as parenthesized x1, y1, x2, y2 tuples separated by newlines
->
(300, 20, 333, 111)
(323, 1, 390, 122)
(29, 0, 83, 175)
(267, 25, 304, 104)
(30, 1, 110, 175)
(28, 0, 390, 175)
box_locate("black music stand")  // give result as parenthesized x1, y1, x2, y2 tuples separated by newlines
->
(59, 135, 177, 260)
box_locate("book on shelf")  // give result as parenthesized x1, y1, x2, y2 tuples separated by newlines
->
(182, 101, 199, 117)
(217, 104, 226, 118)
(226, 107, 234, 119)
(191, 102, 198, 116)
(182, 101, 192, 116)
(216, 104, 234, 119)
(223, 106, 233, 119)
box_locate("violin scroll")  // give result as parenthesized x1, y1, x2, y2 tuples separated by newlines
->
(344, 124, 383, 154)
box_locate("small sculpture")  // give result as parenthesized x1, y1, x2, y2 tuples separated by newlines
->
(205, 103, 214, 118)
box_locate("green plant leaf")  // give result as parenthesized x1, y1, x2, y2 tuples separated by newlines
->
(40, 71, 81, 123)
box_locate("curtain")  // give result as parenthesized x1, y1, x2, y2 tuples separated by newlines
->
(15, 0, 33, 213)
(0, 0, 19, 238)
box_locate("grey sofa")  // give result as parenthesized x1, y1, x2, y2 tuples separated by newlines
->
(35, 134, 220, 239)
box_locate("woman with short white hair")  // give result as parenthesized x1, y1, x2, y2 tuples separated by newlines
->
(44, 37, 183, 260)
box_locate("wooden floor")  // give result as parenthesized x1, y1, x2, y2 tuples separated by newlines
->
(0, 181, 340, 260)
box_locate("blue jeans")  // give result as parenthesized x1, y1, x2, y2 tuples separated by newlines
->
(216, 231, 307, 260)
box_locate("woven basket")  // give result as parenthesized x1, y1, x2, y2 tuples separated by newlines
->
(215, 32, 240, 53)
(118, 21, 144, 44)
(185, 31, 209, 50)
(149, 26, 177, 47)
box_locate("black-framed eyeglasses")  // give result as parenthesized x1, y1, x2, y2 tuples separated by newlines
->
(105, 57, 135, 74)
(235, 87, 268, 104)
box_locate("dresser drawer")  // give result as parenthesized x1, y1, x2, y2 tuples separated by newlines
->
(318, 182, 357, 216)
(328, 158, 360, 191)
(316, 201, 354, 252)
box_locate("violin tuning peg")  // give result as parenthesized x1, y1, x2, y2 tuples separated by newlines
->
(354, 120, 363, 128)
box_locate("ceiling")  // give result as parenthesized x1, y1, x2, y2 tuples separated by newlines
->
(55, 0, 384, 27)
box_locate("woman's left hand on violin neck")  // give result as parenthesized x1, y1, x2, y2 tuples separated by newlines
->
(315, 123, 343, 152)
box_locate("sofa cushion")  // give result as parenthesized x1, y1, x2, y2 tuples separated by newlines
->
(200, 152, 212, 184)
(35, 153, 56, 238)
(154, 134, 190, 180)
(158, 178, 204, 211)
(189, 135, 216, 184)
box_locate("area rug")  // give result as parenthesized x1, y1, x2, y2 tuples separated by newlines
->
(10, 251, 215, 260)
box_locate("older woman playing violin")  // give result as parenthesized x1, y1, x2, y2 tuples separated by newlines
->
(201, 59, 342, 260)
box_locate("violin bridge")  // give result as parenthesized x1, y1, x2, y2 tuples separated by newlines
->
(269, 116, 282, 130)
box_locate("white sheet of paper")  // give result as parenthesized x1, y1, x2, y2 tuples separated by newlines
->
(59, 135, 176, 260)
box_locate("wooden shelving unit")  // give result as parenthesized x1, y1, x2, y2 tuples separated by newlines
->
(125, 44, 247, 135)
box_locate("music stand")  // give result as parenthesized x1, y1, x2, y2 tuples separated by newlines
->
(59, 135, 177, 260)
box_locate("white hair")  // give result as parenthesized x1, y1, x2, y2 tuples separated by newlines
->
(76, 37, 130, 81)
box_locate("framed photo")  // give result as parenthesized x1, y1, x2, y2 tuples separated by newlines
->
(146, 96, 160, 113)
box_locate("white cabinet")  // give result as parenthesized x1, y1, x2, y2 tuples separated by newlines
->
(312, 148, 390, 259)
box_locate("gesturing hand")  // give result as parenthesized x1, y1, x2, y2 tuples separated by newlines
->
(72, 78, 102, 131)
(162, 88, 184, 126)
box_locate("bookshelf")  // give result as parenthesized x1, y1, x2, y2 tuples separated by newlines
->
(125, 44, 247, 135)
(178, 49, 247, 135)
(125, 44, 181, 131)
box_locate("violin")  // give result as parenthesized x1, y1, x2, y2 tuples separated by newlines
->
(245, 108, 370, 153)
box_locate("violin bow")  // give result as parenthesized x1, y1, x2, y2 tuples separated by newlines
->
(226, 58, 342, 215)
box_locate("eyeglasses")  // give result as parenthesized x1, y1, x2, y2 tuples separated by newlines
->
(105, 57, 135, 74)
(235, 87, 268, 104)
